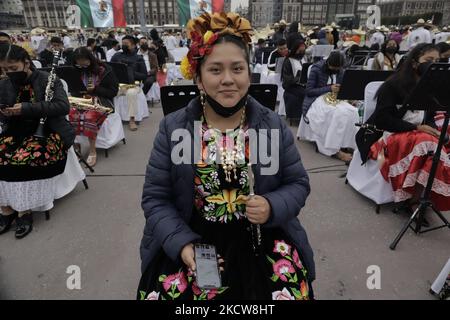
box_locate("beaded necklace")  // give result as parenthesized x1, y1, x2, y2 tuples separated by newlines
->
(202, 101, 247, 183)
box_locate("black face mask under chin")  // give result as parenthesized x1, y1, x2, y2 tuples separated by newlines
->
(204, 92, 248, 118)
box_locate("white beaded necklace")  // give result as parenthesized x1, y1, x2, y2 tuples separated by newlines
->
(202, 100, 247, 183)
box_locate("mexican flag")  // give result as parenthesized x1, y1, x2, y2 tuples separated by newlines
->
(76, 0, 126, 28)
(177, 0, 224, 27)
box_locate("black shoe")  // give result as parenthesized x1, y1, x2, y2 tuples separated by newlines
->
(0, 211, 18, 235)
(15, 213, 33, 239)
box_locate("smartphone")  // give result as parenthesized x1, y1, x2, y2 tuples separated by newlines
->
(194, 244, 222, 289)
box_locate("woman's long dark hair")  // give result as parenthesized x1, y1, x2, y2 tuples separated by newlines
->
(377, 43, 438, 98)
(0, 44, 35, 71)
(380, 39, 399, 56)
(287, 38, 305, 58)
(72, 46, 102, 75)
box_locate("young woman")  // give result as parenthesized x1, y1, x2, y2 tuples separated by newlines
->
(356, 43, 450, 213)
(282, 39, 307, 120)
(138, 12, 314, 300)
(69, 47, 118, 167)
(300, 51, 359, 162)
(372, 39, 402, 71)
(0, 44, 74, 238)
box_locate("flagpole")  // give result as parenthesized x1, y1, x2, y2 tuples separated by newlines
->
(138, 0, 147, 33)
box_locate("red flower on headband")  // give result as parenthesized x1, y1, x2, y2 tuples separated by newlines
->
(184, 31, 219, 77)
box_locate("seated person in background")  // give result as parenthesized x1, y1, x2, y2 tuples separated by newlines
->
(302, 51, 358, 162)
(69, 47, 118, 167)
(0, 45, 74, 238)
(87, 38, 106, 61)
(154, 39, 169, 70)
(111, 35, 148, 131)
(436, 42, 450, 62)
(39, 37, 71, 67)
(267, 39, 288, 71)
(372, 39, 401, 70)
(356, 43, 450, 217)
(0, 32, 11, 45)
(252, 38, 265, 65)
(137, 37, 158, 95)
(282, 39, 307, 116)
(106, 40, 120, 62)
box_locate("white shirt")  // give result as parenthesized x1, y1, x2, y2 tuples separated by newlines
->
(137, 50, 150, 73)
(165, 35, 178, 50)
(289, 57, 307, 77)
(106, 48, 118, 62)
(435, 32, 450, 44)
(31, 35, 44, 50)
(407, 27, 433, 49)
(115, 35, 125, 43)
(63, 36, 71, 48)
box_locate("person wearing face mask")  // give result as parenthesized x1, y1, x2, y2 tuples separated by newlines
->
(0, 32, 11, 45)
(106, 40, 120, 62)
(281, 39, 307, 120)
(436, 42, 450, 63)
(0, 44, 75, 239)
(111, 35, 148, 131)
(69, 47, 118, 167)
(138, 12, 314, 300)
(137, 38, 158, 95)
(299, 51, 359, 163)
(267, 38, 288, 72)
(39, 37, 65, 67)
(356, 43, 450, 218)
(372, 40, 402, 71)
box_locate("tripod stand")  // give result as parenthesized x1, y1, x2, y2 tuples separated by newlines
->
(390, 113, 450, 249)
(390, 63, 450, 250)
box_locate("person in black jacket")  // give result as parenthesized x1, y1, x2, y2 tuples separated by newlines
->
(0, 44, 74, 239)
(69, 47, 118, 167)
(111, 35, 148, 130)
(282, 39, 307, 120)
(87, 37, 106, 61)
(39, 36, 74, 67)
(356, 43, 450, 213)
(286, 21, 304, 49)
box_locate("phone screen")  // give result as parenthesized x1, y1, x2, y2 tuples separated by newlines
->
(194, 244, 221, 289)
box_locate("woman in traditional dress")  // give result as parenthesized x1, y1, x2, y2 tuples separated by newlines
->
(69, 47, 118, 167)
(138, 12, 314, 300)
(356, 43, 450, 216)
(0, 44, 74, 238)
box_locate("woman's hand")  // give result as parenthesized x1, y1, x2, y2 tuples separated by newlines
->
(331, 84, 340, 94)
(180, 243, 225, 273)
(245, 195, 271, 224)
(416, 125, 440, 138)
(0, 103, 22, 117)
(181, 243, 196, 271)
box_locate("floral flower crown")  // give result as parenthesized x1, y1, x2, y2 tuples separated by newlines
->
(180, 12, 253, 80)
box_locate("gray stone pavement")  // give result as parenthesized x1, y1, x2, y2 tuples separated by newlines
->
(0, 103, 448, 300)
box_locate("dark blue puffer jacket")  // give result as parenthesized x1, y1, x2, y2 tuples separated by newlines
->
(140, 96, 315, 281)
(302, 60, 344, 116)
